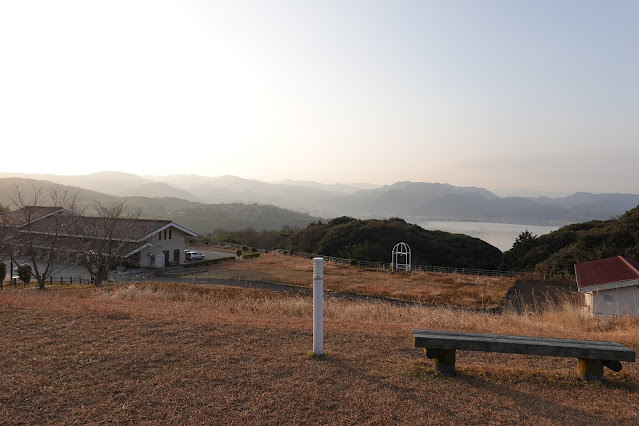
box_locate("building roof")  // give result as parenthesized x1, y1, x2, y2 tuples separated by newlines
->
(24, 215, 197, 241)
(0, 206, 69, 226)
(24, 234, 150, 259)
(575, 256, 639, 292)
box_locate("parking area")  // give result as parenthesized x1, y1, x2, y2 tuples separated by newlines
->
(2, 258, 92, 281)
(1, 247, 237, 284)
(184, 246, 237, 263)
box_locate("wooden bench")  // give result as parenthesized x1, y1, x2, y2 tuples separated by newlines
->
(412, 329, 636, 381)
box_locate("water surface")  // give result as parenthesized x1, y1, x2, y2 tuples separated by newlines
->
(414, 220, 560, 252)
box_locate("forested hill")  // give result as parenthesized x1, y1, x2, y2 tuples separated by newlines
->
(214, 217, 502, 269)
(500, 205, 639, 274)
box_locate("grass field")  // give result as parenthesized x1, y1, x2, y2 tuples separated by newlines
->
(196, 253, 515, 308)
(1, 282, 638, 424)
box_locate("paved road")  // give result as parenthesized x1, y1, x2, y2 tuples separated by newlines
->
(184, 247, 236, 262)
(125, 272, 426, 306)
(2, 248, 233, 282)
(2, 258, 92, 281)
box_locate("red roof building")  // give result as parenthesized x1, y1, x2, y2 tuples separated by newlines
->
(575, 256, 639, 317)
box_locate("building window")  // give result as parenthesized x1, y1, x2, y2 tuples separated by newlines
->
(169, 229, 172, 239)
(164, 230, 167, 240)
(159, 232, 162, 240)
(604, 294, 613, 302)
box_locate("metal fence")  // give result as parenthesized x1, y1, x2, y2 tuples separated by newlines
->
(222, 242, 573, 281)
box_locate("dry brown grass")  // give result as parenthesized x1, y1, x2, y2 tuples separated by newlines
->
(196, 253, 514, 308)
(1, 283, 638, 424)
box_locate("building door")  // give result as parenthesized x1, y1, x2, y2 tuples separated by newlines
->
(163, 250, 170, 267)
(174, 249, 181, 264)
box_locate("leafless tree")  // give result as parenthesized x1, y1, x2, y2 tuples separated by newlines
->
(0, 205, 9, 259)
(76, 201, 142, 287)
(8, 183, 79, 290)
(0, 218, 7, 290)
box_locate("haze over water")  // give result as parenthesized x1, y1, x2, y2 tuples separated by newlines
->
(415, 220, 559, 252)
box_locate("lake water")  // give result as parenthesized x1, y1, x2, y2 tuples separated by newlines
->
(413, 220, 560, 252)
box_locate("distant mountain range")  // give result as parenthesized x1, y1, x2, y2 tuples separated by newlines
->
(0, 176, 318, 234)
(2, 171, 639, 226)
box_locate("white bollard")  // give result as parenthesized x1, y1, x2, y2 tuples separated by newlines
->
(313, 257, 324, 355)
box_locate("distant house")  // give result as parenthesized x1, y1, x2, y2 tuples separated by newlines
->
(575, 256, 639, 317)
(1, 206, 197, 268)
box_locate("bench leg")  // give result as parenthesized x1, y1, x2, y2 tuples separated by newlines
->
(424, 348, 456, 377)
(578, 359, 603, 382)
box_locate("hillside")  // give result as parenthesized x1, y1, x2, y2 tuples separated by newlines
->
(119, 182, 200, 201)
(4, 172, 639, 225)
(290, 217, 502, 269)
(214, 217, 503, 269)
(0, 178, 318, 234)
(500, 205, 639, 274)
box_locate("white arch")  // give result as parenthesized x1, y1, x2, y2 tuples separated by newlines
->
(391, 242, 411, 272)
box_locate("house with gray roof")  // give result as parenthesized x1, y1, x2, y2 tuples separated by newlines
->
(1, 206, 197, 268)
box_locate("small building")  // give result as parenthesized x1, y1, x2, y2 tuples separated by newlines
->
(1, 206, 198, 269)
(575, 256, 639, 317)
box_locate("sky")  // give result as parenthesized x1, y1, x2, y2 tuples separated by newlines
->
(1, 0, 638, 196)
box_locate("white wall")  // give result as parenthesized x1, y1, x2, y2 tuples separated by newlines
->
(585, 286, 639, 317)
(139, 227, 189, 268)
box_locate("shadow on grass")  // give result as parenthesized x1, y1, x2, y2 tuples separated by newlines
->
(407, 360, 638, 423)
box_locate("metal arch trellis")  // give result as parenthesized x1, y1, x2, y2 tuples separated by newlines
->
(391, 242, 411, 272)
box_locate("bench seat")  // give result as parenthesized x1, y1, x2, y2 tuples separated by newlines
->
(412, 329, 636, 381)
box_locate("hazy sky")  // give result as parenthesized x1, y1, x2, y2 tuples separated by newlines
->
(1, 1, 637, 196)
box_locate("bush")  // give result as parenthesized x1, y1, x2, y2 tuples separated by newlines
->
(236, 250, 243, 257)
(242, 253, 261, 259)
(0, 261, 5, 289)
(17, 263, 32, 285)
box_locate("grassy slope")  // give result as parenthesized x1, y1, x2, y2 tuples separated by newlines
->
(197, 253, 514, 308)
(1, 283, 638, 424)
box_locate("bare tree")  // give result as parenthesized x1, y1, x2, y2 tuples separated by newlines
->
(8, 183, 79, 290)
(76, 201, 142, 287)
(0, 211, 8, 290)
(0, 205, 10, 272)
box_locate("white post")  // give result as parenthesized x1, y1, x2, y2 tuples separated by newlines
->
(313, 257, 324, 355)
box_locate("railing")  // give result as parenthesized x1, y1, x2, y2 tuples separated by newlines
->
(5, 275, 94, 288)
(221, 242, 573, 280)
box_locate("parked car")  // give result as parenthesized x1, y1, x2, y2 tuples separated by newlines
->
(185, 251, 204, 261)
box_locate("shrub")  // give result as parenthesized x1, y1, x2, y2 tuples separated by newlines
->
(17, 263, 32, 285)
(236, 249, 243, 258)
(0, 261, 6, 289)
